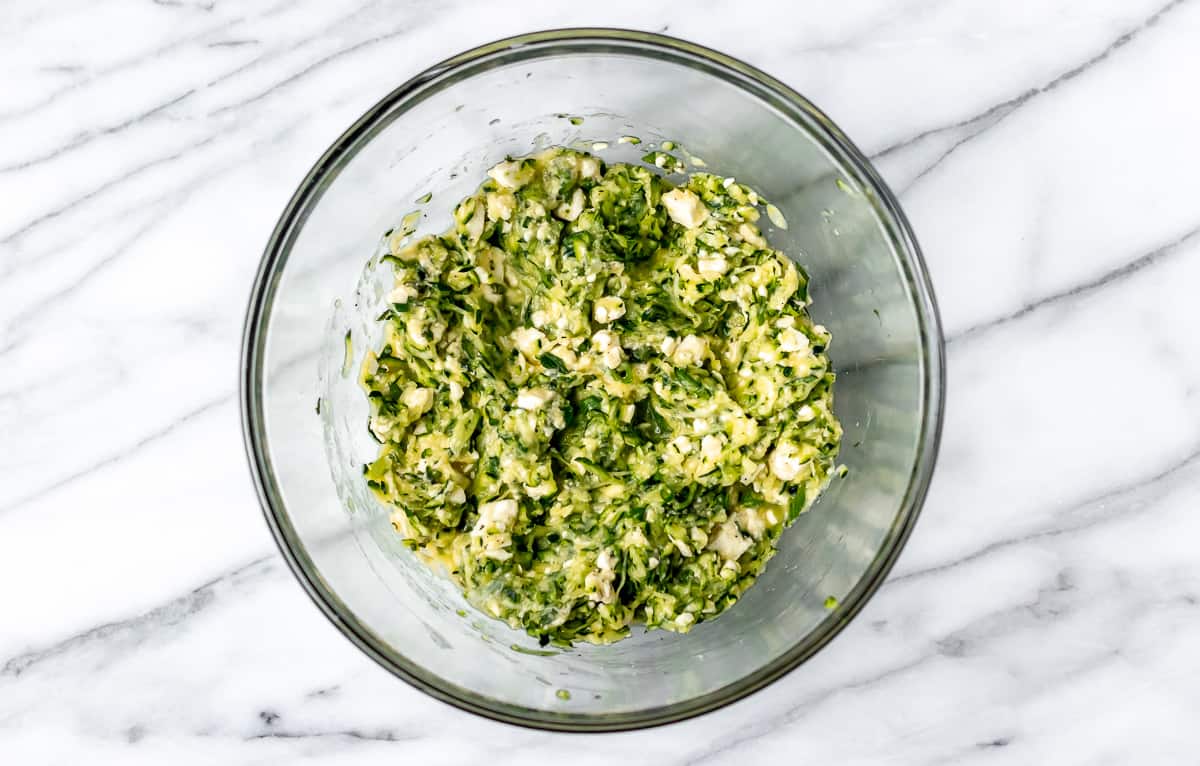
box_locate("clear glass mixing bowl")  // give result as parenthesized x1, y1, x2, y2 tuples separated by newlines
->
(241, 29, 944, 731)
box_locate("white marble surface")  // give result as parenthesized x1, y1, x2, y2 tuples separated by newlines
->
(3, 0, 1200, 762)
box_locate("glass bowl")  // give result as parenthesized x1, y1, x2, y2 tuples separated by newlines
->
(241, 28, 944, 731)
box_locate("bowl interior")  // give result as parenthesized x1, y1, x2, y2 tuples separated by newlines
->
(245, 31, 941, 729)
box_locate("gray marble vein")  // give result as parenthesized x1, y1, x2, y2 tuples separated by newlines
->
(2, 554, 276, 679)
(948, 218, 1200, 345)
(889, 0, 1192, 193)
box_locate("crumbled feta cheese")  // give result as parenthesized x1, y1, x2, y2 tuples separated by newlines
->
(475, 498, 518, 532)
(601, 345, 623, 369)
(709, 519, 752, 560)
(579, 156, 601, 179)
(796, 404, 815, 421)
(486, 190, 516, 221)
(590, 330, 623, 369)
(511, 327, 546, 357)
(736, 507, 767, 539)
(661, 335, 678, 356)
(697, 255, 728, 277)
(369, 414, 398, 442)
(448, 381, 464, 403)
(670, 436, 693, 455)
(402, 386, 434, 413)
(586, 550, 617, 604)
(554, 187, 586, 221)
(778, 328, 810, 354)
(448, 486, 467, 504)
(464, 209, 485, 242)
(738, 222, 767, 248)
(388, 284, 417, 304)
(661, 189, 709, 228)
(674, 612, 696, 627)
(487, 160, 531, 189)
(671, 334, 707, 366)
(592, 329, 618, 353)
(700, 434, 723, 460)
(757, 346, 780, 365)
(769, 442, 805, 481)
(593, 296, 626, 323)
(516, 388, 555, 410)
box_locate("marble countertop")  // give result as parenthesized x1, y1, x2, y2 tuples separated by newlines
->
(4, 0, 1200, 762)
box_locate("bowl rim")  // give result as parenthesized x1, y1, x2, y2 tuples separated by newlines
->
(241, 27, 946, 733)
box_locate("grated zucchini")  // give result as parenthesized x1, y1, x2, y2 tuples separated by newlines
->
(360, 148, 842, 645)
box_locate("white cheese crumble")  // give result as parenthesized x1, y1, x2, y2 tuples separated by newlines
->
(778, 327, 810, 354)
(555, 187, 586, 222)
(487, 160, 531, 189)
(709, 519, 752, 561)
(697, 255, 728, 277)
(486, 190, 516, 221)
(511, 327, 546, 357)
(671, 334, 708, 366)
(661, 189, 709, 228)
(586, 550, 618, 604)
(475, 498, 518, 532)
(593, 296, 626, 324)
(388, 284, 417, 304)
(516, 388, 556, 410)
(401, 386, 434, 412)
(769, 442, 806, 481)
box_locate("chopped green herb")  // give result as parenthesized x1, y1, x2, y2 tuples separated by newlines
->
(824, 595, 839, 610)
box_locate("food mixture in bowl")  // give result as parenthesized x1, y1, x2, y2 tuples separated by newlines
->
(360, 147, 843, 645)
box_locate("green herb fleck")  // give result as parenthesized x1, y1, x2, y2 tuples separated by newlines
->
(538, 352, 568, 373)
